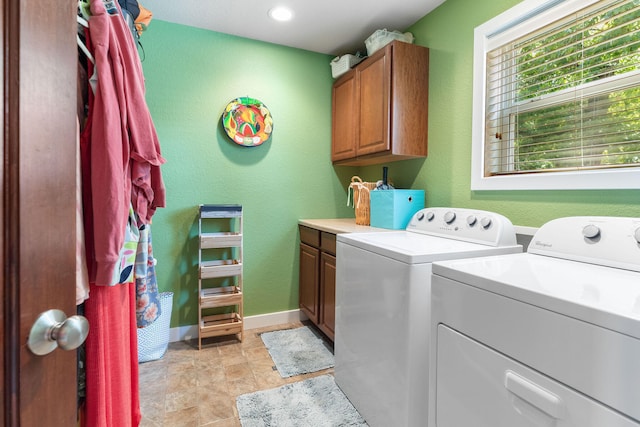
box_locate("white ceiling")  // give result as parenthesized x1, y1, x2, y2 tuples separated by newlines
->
(140, 0, 446, 56)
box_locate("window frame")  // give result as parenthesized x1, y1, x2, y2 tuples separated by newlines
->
(471, 0, 640, 190)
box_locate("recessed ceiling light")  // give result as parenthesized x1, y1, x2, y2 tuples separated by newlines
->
(268, 6, 293, 22)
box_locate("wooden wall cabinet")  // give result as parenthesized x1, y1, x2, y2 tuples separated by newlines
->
(331, 41, 430, 166)
(298, 225, 336, 341)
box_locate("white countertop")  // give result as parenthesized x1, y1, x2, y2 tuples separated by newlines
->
(298, 218, 392, 234)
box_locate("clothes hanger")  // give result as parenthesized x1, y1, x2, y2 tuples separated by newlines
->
(78, 0, 91, 21)
(77, 34, 94, 64)
(76, 0, 97, 65)
(76, 6, 96, 93)
(77, 14, 89, 29)
(76, 21, 96, 64)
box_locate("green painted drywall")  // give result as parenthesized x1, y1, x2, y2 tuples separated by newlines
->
(141, 21, 357, 328)
(360, 0, 640, 224)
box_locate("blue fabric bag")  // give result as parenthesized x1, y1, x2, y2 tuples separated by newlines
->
(137, 292, 173, 363)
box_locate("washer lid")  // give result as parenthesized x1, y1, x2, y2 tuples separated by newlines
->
(433, 253, 640, 339)
(337, 231, 521, 264)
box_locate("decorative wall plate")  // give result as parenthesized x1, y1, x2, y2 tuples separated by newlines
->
(221, 97, 273, 147)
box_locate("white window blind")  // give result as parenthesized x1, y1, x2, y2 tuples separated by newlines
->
(472, 0, 640, 190)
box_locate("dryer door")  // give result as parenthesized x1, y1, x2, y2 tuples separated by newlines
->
(435, 325, 639, 427)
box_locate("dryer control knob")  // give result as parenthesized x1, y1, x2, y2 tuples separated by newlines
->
(481, 217, 493, 229)
(416, 212, 425, 221)
(634, 227, 640, 244)
(425, 211, 435, 221)
(467, 215, 477, 226)
(583, 224, 601, 239)
(444, 211, 456, 224)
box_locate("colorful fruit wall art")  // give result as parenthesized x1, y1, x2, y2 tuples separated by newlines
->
(222, 97, 273, 147)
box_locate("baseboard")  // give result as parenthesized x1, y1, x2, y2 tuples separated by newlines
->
(169, 309, 306, 343)
(169, 324, 199, 343)
(243, 308, 307, 330)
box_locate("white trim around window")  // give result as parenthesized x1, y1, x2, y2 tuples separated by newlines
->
(471, 0, 640, 190)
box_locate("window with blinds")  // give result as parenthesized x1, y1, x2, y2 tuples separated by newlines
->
(472, 0, 640, 190)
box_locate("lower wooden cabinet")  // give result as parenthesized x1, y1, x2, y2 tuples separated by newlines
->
(319, 251, 336, 339)
(299, 242, 319, 324)
(299, 225, 336, 341)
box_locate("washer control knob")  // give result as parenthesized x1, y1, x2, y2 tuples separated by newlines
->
(583, 224, 600, 239)
(416, 212, 425, 221)
(635, 227, 640, 244)
(481, 217, 493, 229)
(444, 211, 456, 224)
(425, 211, 435, 221)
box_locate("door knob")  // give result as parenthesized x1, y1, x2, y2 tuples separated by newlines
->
(27, 309, 89, 356)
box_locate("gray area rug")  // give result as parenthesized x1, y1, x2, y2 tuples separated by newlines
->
(260, 326, 334, 378)
(236, 374, 367, 426)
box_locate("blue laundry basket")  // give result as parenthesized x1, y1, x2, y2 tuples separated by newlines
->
(137, 292, 173, 363)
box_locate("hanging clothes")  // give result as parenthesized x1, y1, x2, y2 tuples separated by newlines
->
(134, 3, 153, 36)
(118, 0, 140, 19)
(76, 10, 91, 305)
(79, 36, 141, 289)
(80, 0, 165, 426)
(86, 0, 165, 286)
(76, 118, 90, 305)
(84, 282, 141, 426)
(135, 223, 161, 326)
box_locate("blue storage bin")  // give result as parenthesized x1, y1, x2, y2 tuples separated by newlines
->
(370, 190, 425, 229)
(137, 292, 173, 363)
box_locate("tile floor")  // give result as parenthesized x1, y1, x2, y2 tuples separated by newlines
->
(138, 321, 334, 426)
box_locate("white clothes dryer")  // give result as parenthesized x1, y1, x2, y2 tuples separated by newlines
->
(335, 207, 522, 427)
(429, 216, 640, 427)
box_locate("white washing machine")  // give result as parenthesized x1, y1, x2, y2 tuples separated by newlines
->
(429, 216, 640, 427)
(335, 207, 522, 427)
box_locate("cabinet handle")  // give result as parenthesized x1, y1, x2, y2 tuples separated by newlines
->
(504, 371, 564, 419)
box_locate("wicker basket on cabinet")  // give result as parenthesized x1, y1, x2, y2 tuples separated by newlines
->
(349, 176, 377, 225)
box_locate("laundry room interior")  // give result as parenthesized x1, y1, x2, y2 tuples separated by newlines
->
(137, 0, 640, 420)
(140, 0, 639, 332)
(16, 0, 640, 425)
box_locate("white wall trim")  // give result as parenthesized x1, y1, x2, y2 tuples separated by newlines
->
(169, 309, 306, 342)
(471, 0, 640, 191)
(169, 324, 198, 343)
(243, 309, 307, 330)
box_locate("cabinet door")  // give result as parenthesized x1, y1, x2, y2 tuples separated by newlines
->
(319, 252, 336, 341)
(331, 72, 357, 161)
(299, 243, 320, 324)
(357, 49, 391, 156)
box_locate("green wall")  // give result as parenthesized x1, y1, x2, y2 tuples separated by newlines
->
(145, 0, 640, 329)
(142, 21, 356, 328)
(361, 0, 640, 224)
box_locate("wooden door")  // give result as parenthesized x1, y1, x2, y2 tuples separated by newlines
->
(299, 243, 320, 324)
(331, 71, 357, 162)
(357, 47, 391, 156)
(3, 0, 80, 425)
(319, 252, 336, 341)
